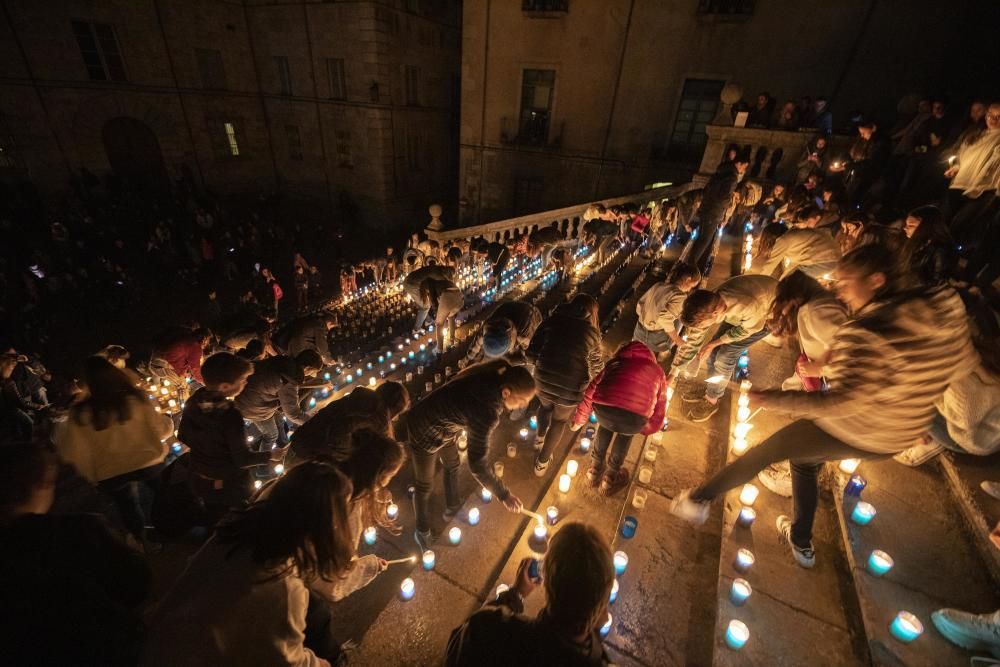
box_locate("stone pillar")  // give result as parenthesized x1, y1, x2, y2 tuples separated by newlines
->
(425, 204, 444, 234)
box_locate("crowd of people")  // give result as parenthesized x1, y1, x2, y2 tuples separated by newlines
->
(1, 92, 1000, 666)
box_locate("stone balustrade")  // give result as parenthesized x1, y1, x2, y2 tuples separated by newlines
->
(424, 182, 697, 244)
(696, 124, 854, 185)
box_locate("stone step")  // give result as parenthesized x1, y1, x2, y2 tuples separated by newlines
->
(937, 451, 1000, 587)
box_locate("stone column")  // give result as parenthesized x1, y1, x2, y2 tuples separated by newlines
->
(425, 204, 444, 236)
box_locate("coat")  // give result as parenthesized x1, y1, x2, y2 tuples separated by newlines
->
(179, 388, 271, 480)
(277, 316, 332, 363)
(527, 301, 603, 405)
(573, 342, 667, 435)
(234, 356, 309, 425)
(289, 387, 394, 461)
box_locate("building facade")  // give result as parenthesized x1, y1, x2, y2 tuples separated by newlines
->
(460, 0, 997, 225)
(0, 0, 460, 231)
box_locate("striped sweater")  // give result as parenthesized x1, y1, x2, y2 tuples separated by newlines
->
(768, 287, 977, 454)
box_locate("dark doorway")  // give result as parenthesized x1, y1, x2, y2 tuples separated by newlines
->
(102, 117, 168, 192)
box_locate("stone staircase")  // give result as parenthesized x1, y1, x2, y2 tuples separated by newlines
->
(337, 238, 1000, 667)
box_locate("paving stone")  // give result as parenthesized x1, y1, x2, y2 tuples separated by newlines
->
(938, 452, 1000, 586)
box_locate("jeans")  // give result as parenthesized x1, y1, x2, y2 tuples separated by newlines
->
(536, 397, 576, 465)
(410, 442, 461, 534)
(253, 413, 287, 451)
(99, 463, 164, 541)
(592, 405, 647, 473)
(691, 419, 889, 547)
(304, 590, 342, 663)
(687, 216, 723, 273)
(705, 327, 772, 400)
(633, 322, 672, 354)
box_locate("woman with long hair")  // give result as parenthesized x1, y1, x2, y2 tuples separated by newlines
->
(671, 244, 975, 570)
(403, 359, 535, 548)
(54, 356, 173, 550)
(900, 205, 958, 286)
(143, 461, 356, 667)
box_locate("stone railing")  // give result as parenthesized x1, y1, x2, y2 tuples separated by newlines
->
(424, 182, 698, 244)
(695, 124, 854, 186)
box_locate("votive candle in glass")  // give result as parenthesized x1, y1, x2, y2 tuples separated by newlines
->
(519, 428, 529, 440)
(839, 458, 860, 474)
(529, 415, 538, 429)
(387, 503, 399, 520)
(725, 620, 750, 650)
(851, 501, 876, 526)
(559, 474, 571, 493)
(613, 551, 629, 575)
(738, 483, 759, 506)
(580, 437, 592, 453)
(639, 466, 653, 483)
(546, 505, 559, 525)
(734, 548, 755, 573)
(422, 550, 436, 570)
(468, 507, 480, 526)
(533, 524, 548, 540)
(449, 527, 462, 545)
(481, 487, 493, 503)
(867, 550, 894, 576)
(600, 613, 613, 638)
(363, 526, 377, 545)
(632, 489, 648, 509)
(566, 460, 579, 477)
(507, 443, 517, 458)
(737, 506, 756, 528)
(609, 579, 619, 604)
(730, 578, 752, 606)
(400, 577, 415, 600)
(737, 406, 751, 422)
(889, 611, 923, 643)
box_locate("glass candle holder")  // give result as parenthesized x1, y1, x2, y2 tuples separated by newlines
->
(579, 437, 592, 453)
(400, 577, 415, 601)
(507, 443, 517, 458)
(546, 505, 559, 525)
(730, 578, 752, 606)
(839, 458, 860, 474)
(467, 507, 480, 526)
(386, 503, 399, 520)
(845, 474, 867, 497)
(493, 461, 505, 479)
(480, 487, 492, 503)
(638, 466, 653, 483)
(889, 611, 923, 643)
(613, 551, 629, 575)
(559, 474, 571, 493)
(609, 579, 619, 604)
(738, 483, 759, 506)
(600, 613, 613, 638)
(737, 506, 756, 528)
(566, 460, 579, 477)
(449, 527, 462, 545)
(533, 524, 548, 540)
(725, 620, 749, 650)
(851, 501, 876, 526)
(421, 550, 436, 570)
(734, 548, 755, 573)
(363, 526, 377, 545)
(867, 550, 894, 576)
(519, 428, 529, 440)
(645, 447, 658, 462)
(632, 489, 648, 509)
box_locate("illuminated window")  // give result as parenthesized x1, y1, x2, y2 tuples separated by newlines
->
(518, 69, 555, 145)
(224, 122, 240, 156)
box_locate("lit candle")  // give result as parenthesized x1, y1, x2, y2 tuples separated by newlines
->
(650, 432, 664, 445)
(449, 527, 462, 545)
(851, 501, 876, 526)
(867, 550, 894, 576)
(507, 443, 517, 458)
(254, 479, 263, 490)
(533, 524, 548, 540)
(400, 577, 415, 600)
(740, 380, 752, 392)
(845, 474, 867, 497)
(737, 506, 756, 528)
(369, 377, 376, 386)
(638, 466, 652, 483)
(493, 461, 504, 478)
(363, 526, 377, 545)
(387, 503, 399, 520)
(580, 437, 592, 453)
(733, 422, 753, 439)
(737, 394, 750, 408)
(730, 578, 752, 606)
(613, 551, 629, 575)
(734, 548, 755, 573)
(589, 412, 598, 424)
(273, 463, 285, 475)
(737, 406, 751, 422)
(566, 460, 579, 477)
(731, 438, 750, 455)
(839, 458, 860, 474)
(558, 474, 571, 493)
(600, 613, 613, 638)
(422, 550, 436, 570)
(645, 447, 658, 462)
(519, 428, 529, 440)
(481, 487, 493, 503)
(725, 620, 750, 650)
(609, 579, 619, 604)
(468, 507, 480, 526)
(738, 484, 759, 506)
(529, 415, 538, 429)
(632, 489, 647, 509)
(889, 611, 923, 643)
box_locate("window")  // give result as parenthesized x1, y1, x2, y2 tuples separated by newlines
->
(404, 66, 420, 106)
(285, 124, 303, 160)
(209, 117, 241, 158)
(327, 58, 346, 99)
(273, 56, 292, 96)
(335, 130, 352, 167)
(71, 21, 127, 81)
(518, 69, 555, 146)
(697, 0, 754, 15)
(513, 177, 543, 214)
(405, 127, 421, 171)
(668, 78, 724, 161)
(196, 48, 227, 90)
(224, 122, 240, 156)
(522, 0, 569, 12)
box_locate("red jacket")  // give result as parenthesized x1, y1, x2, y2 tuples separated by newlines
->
(573, 341, 666, 435)
(160, 336, 204, 384)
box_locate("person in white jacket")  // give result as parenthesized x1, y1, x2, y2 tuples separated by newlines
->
(757, 205, 841, 280)
(143, 461, 363, 667)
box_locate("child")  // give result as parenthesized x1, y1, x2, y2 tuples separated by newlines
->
(633, 262, 702, 360)
(178, 352, 276, 522)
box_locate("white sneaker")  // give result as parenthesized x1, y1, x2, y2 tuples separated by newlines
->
(776, 515, 816, 568)
(669, 489, 710, 526)
(932, 608, 1000, 658)
(762, 333, 784, 348)
(533, 457, 549, 477)
(893, 440, 944, 467)
(981, 481, 1000, 501)
(757, 462, 793, 498)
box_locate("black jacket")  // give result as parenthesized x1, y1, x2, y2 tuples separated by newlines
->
(698, 162, 740, 226)
(289, 387, 393, 461)
(276, 316, 332, 363)
(402, 372, 509, 500)
(179, 388, 270, 479)
(402, 265, 456, 291)
(233, 356, 309, 424)
(527, 301, 603, 405)
(446, 590, 610, 667)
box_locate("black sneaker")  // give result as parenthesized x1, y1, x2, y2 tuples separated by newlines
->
(680, 384, 706, 403)
(442, 506, 461, 522)
(414, 528, 432, 551)
(599, 468, 630, 497)
(776, 515, 816, 568)
(687, 398, 719, 423)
